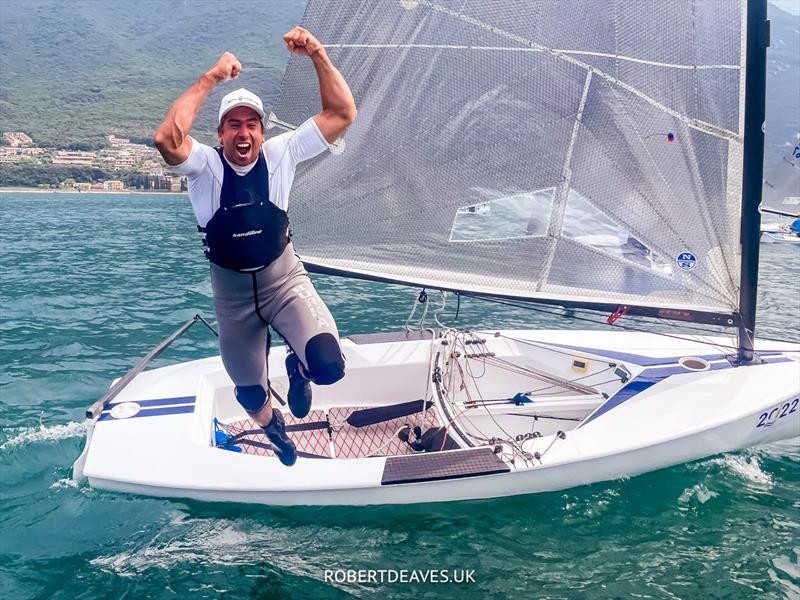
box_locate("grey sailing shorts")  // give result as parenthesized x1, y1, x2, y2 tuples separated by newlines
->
(210, 242, 341, 394)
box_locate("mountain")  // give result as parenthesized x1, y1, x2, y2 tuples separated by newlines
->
(0, 0, 305, 148)
(0, 0, 797, 169)
(765, 2, 800, 178)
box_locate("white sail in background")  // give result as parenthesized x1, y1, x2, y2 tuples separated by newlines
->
(271, 0, 748, 314)
(763, 137, 800, 210)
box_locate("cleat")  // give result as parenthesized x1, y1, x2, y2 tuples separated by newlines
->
(262, 410, 297, 467)
(285, 351, 312, 419)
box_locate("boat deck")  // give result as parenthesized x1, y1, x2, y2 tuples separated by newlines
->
(216, 401, 444, 459)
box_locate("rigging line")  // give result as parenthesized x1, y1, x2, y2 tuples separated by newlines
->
(404, 289, 424, 331)
(460, 331, 489, 380)
(420, 328, 440, 430)
(494, 332, 599, 359)
(520, 366, 617, 396)
(433, 291, 449, 329)
(441, 334, 497, 445)
(479, 353, 592, 388)
(646, 317, 731, 337)
(448, 336, 532, 453)
(417, 0, 738, 141)
(534, 431, 567, 462)
(325, 43, 738, 71)
(652, 317, 735, 355)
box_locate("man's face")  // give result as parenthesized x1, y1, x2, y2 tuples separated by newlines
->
(217, 106, 265, 166)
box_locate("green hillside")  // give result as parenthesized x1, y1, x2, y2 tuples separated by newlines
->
(0, 0, 305, 149)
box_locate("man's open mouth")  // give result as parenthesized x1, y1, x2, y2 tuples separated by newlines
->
(235, 143, 251, 157)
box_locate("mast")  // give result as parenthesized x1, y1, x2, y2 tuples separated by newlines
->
(737, 0, 769, 363)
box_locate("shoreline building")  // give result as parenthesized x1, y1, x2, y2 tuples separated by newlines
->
(52, 151, 96, 166)
(3, 132, 33, 147)
(103, 180, 125, 191)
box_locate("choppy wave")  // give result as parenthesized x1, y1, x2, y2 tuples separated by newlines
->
(90, 521, 252, 577)
(49, 477, 80, 490)
(714, 454, 774, 487)
(678, 483, 719, 505)
(0, 420, 86, 450)
(89, 516, 320, 582)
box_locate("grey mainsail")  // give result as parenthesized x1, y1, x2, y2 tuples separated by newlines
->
(271, 0, 749, 315)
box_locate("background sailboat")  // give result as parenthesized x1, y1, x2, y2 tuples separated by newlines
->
(760, 137, 800, 242)
(73, 0, 799, 505)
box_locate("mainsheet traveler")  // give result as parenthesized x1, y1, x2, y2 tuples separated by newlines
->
(154, 27, 357, 466)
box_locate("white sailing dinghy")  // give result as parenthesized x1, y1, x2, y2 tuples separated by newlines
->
(760, 209, 800, 243)
(73, 0, 799, 505)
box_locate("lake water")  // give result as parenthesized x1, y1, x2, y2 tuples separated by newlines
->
(1, 192, 798, 599)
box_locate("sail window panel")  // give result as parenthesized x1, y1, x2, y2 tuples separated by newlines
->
(682, 127, 741, 291)
(449, 188, 555, 242)
(562, 188, 670, 274)
(291, 103, 573, 247)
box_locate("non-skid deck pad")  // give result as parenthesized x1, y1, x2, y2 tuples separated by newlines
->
(381, 447, 510, 485)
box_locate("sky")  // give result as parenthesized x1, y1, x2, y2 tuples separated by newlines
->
(771, 0, 800, 15)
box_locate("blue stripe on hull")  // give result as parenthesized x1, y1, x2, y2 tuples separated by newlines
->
(105, 395, 196, 410)
(99, 401, 196, 422)
(579, 355, 792, 427)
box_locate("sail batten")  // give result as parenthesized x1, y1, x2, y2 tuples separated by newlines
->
(276, 0, 749, 316)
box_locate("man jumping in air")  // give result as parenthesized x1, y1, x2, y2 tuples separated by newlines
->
(154, 27, 357, 466)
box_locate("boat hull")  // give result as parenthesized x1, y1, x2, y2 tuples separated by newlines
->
(74, 330, 800, 505)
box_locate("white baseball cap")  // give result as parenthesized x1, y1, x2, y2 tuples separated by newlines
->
(218, 88, 265, 124)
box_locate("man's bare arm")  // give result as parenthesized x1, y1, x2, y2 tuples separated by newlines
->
(154, 52, 241, 166)
(283, 27, 356, 144)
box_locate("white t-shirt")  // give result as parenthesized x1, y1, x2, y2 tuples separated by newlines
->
(172, 118, 329, 226)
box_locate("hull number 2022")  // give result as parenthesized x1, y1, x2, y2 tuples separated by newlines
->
(756, 398, 799, 429)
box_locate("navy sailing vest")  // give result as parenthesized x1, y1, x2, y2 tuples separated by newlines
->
(201, 148, 290, 272)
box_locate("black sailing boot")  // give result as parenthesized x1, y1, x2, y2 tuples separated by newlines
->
(285, 351, 312, 419)
(262, 410, 297, 467)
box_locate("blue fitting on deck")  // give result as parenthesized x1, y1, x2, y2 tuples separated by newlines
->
(213, 418, 243, 453)
(513, 393, 533, 406)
